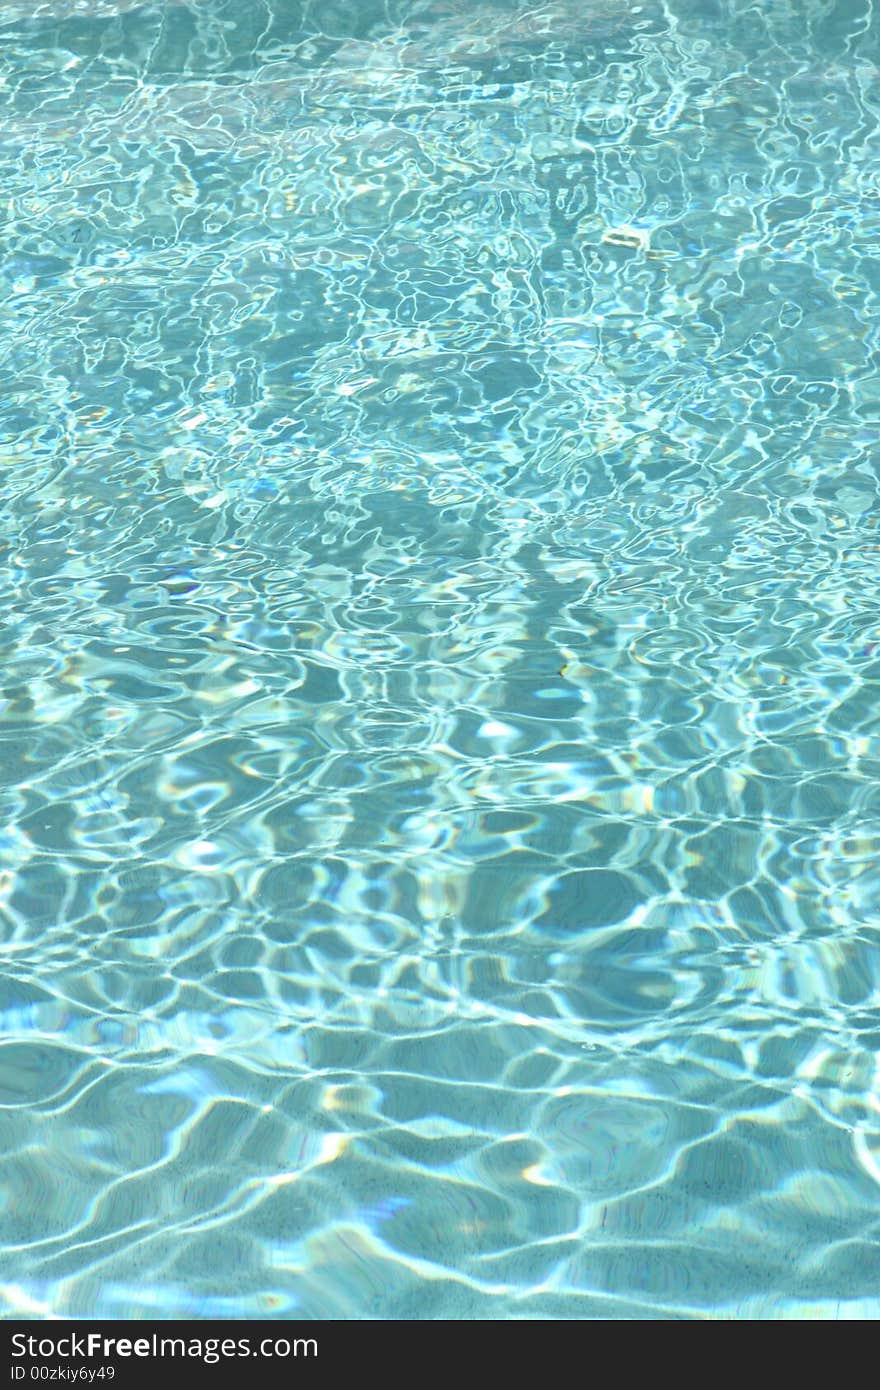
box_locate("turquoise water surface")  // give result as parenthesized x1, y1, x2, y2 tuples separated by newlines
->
(2, 0, 880, 1319)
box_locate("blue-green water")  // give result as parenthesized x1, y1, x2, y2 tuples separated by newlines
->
(2, 0, 880, 1320)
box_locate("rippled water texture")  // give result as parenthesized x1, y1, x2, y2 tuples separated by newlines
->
(2, 0, 880, 1320)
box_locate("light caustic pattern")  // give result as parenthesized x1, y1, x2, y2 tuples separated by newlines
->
(1, 0, 880, 1319)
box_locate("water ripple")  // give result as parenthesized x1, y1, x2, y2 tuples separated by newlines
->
(2, 0, 880, 1320)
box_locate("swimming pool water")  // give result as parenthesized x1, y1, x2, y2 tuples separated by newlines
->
(2, 0, 880, 1320)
